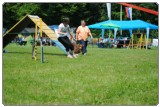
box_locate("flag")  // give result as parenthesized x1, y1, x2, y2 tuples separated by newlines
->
(106, 3, 111, 20)
(125, 7, 129, 18)
(125, 7, 132, 20)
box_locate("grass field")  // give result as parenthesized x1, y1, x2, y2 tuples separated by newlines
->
(3, 43, 158, 105)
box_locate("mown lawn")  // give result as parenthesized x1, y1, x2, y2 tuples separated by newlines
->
(3, 44, 158, 105)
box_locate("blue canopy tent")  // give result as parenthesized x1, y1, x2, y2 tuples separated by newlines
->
(49, 25, 59, 30)
(88, 20, 158, 49)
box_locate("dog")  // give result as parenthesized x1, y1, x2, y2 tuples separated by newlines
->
(72, 43, 83, 54)
(70, 40, 82, 54)
(70, 39, 83, 54)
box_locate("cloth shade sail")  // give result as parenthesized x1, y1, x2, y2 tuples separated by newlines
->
(88, 20, 158, 30)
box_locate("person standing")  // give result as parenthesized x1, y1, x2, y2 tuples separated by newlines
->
(58, 17, 76, 58)
(76, 20, 93, 55)
(22, 36, 27, 46)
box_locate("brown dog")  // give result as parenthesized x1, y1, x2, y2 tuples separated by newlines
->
(72, 43, 83, 54)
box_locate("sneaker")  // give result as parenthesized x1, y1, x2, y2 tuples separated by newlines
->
(72, 54, 77, 58)
(83, 53, 87, 55)
(75, 54, 79, 57)
(67, 54, 73, 58)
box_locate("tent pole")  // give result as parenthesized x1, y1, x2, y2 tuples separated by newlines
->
(109, 29, 111, 45)
(101, 29, 105, 39)
(114, 28, 118, 44)
(120, 5, 122, 35)
(146, 28, 150, 49)
(129, 29, 132, 37)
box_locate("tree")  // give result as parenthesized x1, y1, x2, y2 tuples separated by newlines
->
(3, 3, 158, 38)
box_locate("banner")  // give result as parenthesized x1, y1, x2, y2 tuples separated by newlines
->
(125, 7, 132, 20)
(106, 3, 111, 20)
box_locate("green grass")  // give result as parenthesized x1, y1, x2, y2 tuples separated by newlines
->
(3, 44, 158, 105)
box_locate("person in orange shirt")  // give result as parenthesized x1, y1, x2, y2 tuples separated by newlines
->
(76, 20, 93, 55)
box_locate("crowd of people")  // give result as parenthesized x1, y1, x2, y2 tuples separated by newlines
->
(15, 36, 27, 46)
(14, 34, 55, 46)
(97, 36, 114, 48)
(36, 35, 55, 46)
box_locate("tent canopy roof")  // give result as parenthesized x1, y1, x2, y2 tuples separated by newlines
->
(88, 20, 158, 30)
(49, 25, 59, 30)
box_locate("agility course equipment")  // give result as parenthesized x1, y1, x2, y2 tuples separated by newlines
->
(52, 40, 67, 54)
(4, 15, 55, 47)
(3, 15, 67, 62)
(49, 25, 67, 54)
(128, 33, 151, 49)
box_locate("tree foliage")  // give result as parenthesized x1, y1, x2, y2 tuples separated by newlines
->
(3, 3, 158, 37)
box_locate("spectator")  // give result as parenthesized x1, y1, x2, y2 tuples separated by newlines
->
(98, 37, 105, 48)
(18, 36, 22, 45)
(42, 36, 46, 46)
(22, 36, 27, 45)
(103, 36, 109, 43)
(15, 36, 19, 45)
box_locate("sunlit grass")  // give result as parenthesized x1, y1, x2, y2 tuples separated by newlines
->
(3, 44, 158, 105)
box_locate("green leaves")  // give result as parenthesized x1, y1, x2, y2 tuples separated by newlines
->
(3, 3, 158, 38)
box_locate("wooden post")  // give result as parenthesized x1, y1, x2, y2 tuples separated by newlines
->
(139, 33, 142, 49)
(40, 18, 44, 63)
(32, 34, 35, 59)
(34, 22, 38, 61)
